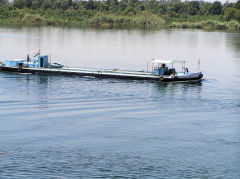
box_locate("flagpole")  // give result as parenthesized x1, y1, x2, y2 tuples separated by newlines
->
(198, 58, 200, 72)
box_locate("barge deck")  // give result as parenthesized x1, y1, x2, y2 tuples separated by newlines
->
(0, 66, 160, 81)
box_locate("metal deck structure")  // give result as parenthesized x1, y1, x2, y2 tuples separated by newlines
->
(0, 65, 161, 81)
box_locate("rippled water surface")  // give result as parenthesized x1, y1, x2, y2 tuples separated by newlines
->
(0, 27, 240, 178)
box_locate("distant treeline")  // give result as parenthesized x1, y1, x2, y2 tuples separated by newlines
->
(0, 0, 240, 30)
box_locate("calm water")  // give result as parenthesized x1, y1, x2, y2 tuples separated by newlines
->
(0, 27, 240, 178)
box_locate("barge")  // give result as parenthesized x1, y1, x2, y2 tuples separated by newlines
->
(0, 54, 203, 82)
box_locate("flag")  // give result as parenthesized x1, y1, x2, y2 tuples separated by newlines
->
(34, 49, 40, 57)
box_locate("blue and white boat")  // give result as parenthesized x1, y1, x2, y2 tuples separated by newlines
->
(0, 54, 203, 82)
(152, 59, 203, 82)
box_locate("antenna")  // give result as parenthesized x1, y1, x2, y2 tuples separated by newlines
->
(198, 58, 200, 72)
(147, 60, 151, 73)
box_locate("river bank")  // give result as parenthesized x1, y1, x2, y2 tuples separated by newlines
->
(1, 0, 240, 31)
(1, 10, 239, 31)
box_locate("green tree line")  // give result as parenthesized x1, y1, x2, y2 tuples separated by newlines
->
(0, 0, 240, 29)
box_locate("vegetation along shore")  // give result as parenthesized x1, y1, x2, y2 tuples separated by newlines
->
(0, 0, 240, 30)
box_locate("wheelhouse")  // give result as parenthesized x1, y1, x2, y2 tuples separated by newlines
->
(152, 59, 188, 76)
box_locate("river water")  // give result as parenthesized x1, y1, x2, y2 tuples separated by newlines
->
(0, 26, 239, 178)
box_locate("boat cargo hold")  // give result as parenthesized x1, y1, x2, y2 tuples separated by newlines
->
(0, 54, 203, 82)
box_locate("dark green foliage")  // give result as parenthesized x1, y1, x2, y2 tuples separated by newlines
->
(0, 0, 239, 30)
(106, 0, 118, 12)
(84, 0, 97, 10)
(186, 1, 200, 15)
(235, 1, 240, 10)
(119, 0, 127, 11)
(25, 0, 33, 8)
(0, 0, 6, 6)
(1, 0, 232, 17)
(172, 3, 184, 13)
(209, 1, 222, 15)
(32, 0, 42, 10)
(235, 11, 240, 21)
(158, 4, 167, 15)
(147, 0, 158, 14)
(53, 0, 72, 10)
(13, 0, 26, 9)
(96, 2, 109, 12)
(199, 3, 211, 15)
(123, 6, 136, 15)
(225, 8, 236, 21)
